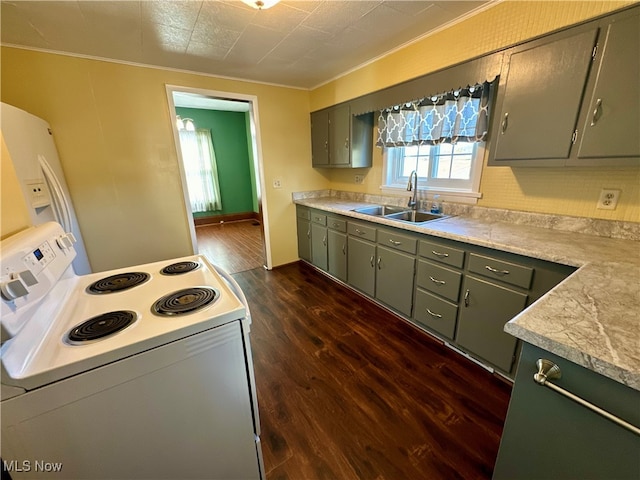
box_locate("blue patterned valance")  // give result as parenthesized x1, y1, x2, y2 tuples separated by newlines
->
(376, 80, 496, 147)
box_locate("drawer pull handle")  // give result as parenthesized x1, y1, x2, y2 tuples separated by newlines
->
(322, 236, 326, 246)
(590, 98, 603, 126)
(534, 359, 640, 437)
(306, 228, 311, 238)
(486, 265, 510, 275)
(426, 308, 442, 318)
(342, 244, 346, 255)
(464, 289, 470, 307)
(501, 112, 509, 133)
(377, 257, 382, 269)
(429, 276, 446, 285)
(431, 250, 449, 258)
(356, 229, 366, 235)
(333, 222, 340, 228)
(370, 255, 375, 267)
(389, 239, 402, 246)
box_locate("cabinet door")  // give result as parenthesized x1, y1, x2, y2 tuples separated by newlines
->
(327, 230, 347, 282)
(494, 343, 640, 480)
(329, 104, 350, 166)
(576, 11, 640, 160)
(456, 276, 527, 373)
(296, 218, 311, 262)
(491, 28, 598, 163)
(347, 236, 376, 297)
(311, 110, 329, 167)
(311, 223, 328, 271)
(375, 246, 416, 317)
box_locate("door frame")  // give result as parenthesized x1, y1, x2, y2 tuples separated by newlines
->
(165, 84, 272, 270)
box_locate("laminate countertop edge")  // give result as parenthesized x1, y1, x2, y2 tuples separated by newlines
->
(294, 197, 640, 391)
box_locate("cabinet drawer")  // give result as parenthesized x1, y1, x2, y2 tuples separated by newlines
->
(311, 212, 327, 225)
(377, 229, 417, 254)
(348, 222, 376, 242)
(414, 289, 458, 340)
(327, 217, 347, 232)
(468, 253, 533, 289)
(296, 206, 310, 220)
(416, 260, 462, 302)
(419, 240, 465, 268)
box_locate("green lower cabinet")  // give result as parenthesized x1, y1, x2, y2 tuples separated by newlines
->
(413, 289, 458, 340)
(311, 223, 327, 270)
(347, 236, 376, 297)
(375, 246, 415, 317)
(327, 230, 347, 282)
(296, 217, 311, 262)
(455, 275, 527, 373)
(493, 342, 640, 479)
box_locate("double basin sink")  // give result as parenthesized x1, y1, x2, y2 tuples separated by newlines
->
(352, 205, 448, 225)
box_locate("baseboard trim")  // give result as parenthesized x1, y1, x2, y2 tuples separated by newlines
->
(194, 211, 260, 226)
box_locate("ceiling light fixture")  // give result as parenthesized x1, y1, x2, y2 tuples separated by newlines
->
(241, 0, 280, 10)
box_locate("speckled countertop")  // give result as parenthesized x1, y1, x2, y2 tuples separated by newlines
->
(293, 193, 640, 391)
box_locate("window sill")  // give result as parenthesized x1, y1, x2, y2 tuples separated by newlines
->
(379, 185, 482, 205)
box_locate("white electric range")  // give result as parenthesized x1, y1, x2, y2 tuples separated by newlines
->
(1, 222, 264, 479)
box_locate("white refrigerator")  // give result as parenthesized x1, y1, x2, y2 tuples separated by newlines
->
(1, 102, 91, 274)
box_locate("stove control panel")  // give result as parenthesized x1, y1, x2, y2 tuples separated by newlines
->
(22, 240, 56, 275)
(1, 222, 77, 341)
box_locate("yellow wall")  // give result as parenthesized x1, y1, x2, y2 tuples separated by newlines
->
(312, 0, 639, 223)
(1, 133, 31, 239)
(1, 47, 329, 270)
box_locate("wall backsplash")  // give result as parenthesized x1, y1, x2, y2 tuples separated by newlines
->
(293, 189, 640, 241)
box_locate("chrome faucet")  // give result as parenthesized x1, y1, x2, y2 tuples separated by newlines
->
(407, 170, 418, 209)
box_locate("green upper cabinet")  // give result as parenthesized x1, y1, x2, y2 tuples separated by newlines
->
(489, 27, 598, 166)
(488, 5, 640, 167)
(572, 10, 640, 164)
(311, 104, 373, 168)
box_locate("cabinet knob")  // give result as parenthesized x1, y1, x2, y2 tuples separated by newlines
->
(590, 98, 603, 126)
(501, 112, 509, 133)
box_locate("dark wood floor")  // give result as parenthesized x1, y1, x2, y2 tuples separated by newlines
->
(233, 262, 512, 480)
(196, 220, 264, 274)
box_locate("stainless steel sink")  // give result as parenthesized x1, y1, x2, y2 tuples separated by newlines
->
(352, 205, 409, 216)
(384, 210, 448, 224)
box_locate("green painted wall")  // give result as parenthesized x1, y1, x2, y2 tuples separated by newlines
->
(176, 107, 256, 217)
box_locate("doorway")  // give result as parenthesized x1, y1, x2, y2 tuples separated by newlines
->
(166, 85, 271, 273)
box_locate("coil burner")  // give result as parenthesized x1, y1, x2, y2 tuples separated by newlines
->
(87, 272, 150, 294)
(67, 310, 137, 344)
(152, 287, 218, 316)
(160, 261, 200, 275)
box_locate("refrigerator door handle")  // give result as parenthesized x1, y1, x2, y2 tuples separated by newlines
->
(39, 154, 72, 232)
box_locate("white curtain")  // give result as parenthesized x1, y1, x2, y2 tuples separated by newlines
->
(178, 129, 222, 213)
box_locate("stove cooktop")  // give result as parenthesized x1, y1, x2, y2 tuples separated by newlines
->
(2, 255, 246, 391)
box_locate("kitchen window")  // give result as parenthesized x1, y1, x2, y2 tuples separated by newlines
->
(378, 80, 494, 202)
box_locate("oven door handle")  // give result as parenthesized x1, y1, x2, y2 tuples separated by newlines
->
(213, 264, 251, 318)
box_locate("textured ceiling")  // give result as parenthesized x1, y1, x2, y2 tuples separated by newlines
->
(1, 0, 491, 89)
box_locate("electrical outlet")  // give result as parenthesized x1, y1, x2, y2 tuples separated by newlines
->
(597, 189, 620, 210)
(272, 178, 282, 189)
(354, 174, 364, 184)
